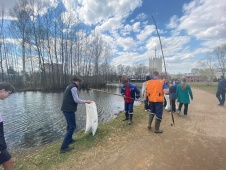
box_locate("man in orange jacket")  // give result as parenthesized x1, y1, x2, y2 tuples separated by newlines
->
(146, 71, 169, 133)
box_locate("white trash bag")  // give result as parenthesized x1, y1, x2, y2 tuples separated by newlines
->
(85, 102, 98, 136)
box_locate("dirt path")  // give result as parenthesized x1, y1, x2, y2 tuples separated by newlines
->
(54, 88, 226, 170)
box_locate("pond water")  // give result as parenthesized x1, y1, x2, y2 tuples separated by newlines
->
(0, 84, 142, 150)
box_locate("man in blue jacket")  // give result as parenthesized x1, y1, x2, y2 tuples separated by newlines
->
(120, 77, 140, 125)
(216, 76, 226, 106)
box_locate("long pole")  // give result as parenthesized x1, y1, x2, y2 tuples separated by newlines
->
(151, 15, 174, 126)
(89, 88, 140, 101)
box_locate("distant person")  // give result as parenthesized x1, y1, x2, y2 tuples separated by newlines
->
(0, 82, 15, 170)
(60, 76, 92, 153)
(169, 81, 177, 112)
(146, 71, 169, 133)
(216, 76, 226, 106)
(120, 76, 140, 125)
(141, 75, 151, 111)
(162, 76, 168, 107)
(176, 78, 193, 117)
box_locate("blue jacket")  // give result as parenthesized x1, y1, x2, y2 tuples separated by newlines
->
(120, 83, 140, 102)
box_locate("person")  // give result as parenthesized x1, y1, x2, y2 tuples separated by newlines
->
(141, 75, 151, 111)
(0, 82, 15, 170)
(146, 71, 169, 133)
(120, 76, 140, 125)
(60, 76, 92, 153)
(176, 78, 193, 117)
(169, 81, 177, 112)
(216, 76, 226, 106)
(162, 76, 168, 107)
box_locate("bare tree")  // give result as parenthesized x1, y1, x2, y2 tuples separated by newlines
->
(10, 0, 32, 83)
(197, 52, 216, 85)
(213, 44, 226, 77)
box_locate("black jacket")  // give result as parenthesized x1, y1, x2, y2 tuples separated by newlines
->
(61, 82, 78, 112)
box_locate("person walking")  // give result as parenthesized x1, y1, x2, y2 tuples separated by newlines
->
(169, 81, 177, 112)
(0, 82, 15, 170)
(146, 71, 169, 133)
(176, 78, 193, 117)
(60, 76, 92, 153)
(121, 76, 140, 125)
(141, 75, 151, 111)
(216, 76, 226, 106)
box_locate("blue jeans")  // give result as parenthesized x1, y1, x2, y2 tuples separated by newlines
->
(61, 112, 76, 149)
(216, 90, 225, 105)
(149, 102, 163, 120)
(124, 102, 134, 114)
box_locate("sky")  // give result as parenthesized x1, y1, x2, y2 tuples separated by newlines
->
(2, 0, 226, 74)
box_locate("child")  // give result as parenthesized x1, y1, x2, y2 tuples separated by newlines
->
(120, 76, 140, 125)
(0, 82, 15, 170)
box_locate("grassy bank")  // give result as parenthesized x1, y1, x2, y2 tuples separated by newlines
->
(13, 106, 146, 170)
(12, 82, 217, 169)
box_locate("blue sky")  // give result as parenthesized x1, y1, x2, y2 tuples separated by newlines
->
(2, 0, 226, 74)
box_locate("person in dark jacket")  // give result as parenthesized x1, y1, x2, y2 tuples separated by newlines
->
(0, 82, 15, 170)
(169, 81, 177, 112)
(121, 76, 140, 125)
(216, 76, 226, 106)
(142, 75, 151, 111)
(60, 76, 92, 153)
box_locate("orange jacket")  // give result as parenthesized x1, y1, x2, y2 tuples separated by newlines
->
(146, 79, 165, 102)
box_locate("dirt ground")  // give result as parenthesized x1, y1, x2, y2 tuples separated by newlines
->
(54, 88, 226, 170)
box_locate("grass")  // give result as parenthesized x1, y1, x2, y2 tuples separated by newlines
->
(13, 106, 146, 170)
(12, 81, 217, 169)
(189, 82, 217, 95)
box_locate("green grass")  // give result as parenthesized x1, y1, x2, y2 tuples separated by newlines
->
(189, 82, 217, 95)
(13, 107, 146, 170)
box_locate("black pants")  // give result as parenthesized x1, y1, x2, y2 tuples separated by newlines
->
(178, 103, 188, 115)
(144, 96, 150, 110)
(170, 99, 176, 112)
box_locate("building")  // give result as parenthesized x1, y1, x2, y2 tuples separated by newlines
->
(184, 73, 204, 82)
(149, 56, 162, 74)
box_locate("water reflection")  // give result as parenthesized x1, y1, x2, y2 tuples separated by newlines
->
(0, 84, 141, 149)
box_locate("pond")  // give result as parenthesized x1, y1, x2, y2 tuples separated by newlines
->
(0, 84, 142, 150)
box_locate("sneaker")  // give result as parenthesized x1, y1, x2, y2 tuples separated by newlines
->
(145, 110, 148, 112)
(218, 104, 224, 106)
(69, 139, 77, 144)
(184, 115, 187, 117)
(60, 146, 74, 153)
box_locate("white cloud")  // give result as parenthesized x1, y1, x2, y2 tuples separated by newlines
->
(136, 24, 155, 41)
(132, 22, 141, 32)
(167, 15, 179, 29)
(75, 0, 142, 25)
(178, 0, 226, 42)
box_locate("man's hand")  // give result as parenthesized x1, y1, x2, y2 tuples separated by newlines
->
(85, 100, 93, 104)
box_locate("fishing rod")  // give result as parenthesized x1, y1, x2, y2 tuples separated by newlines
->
(152, 15, 175, 126)
(88, 88, 142, 102)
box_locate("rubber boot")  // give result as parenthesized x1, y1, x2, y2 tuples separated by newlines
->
(128, 114, 133, 125)
(148, 114, 154, 129)
(122, 112, 129, 121)
(154, 119, 163, 133)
